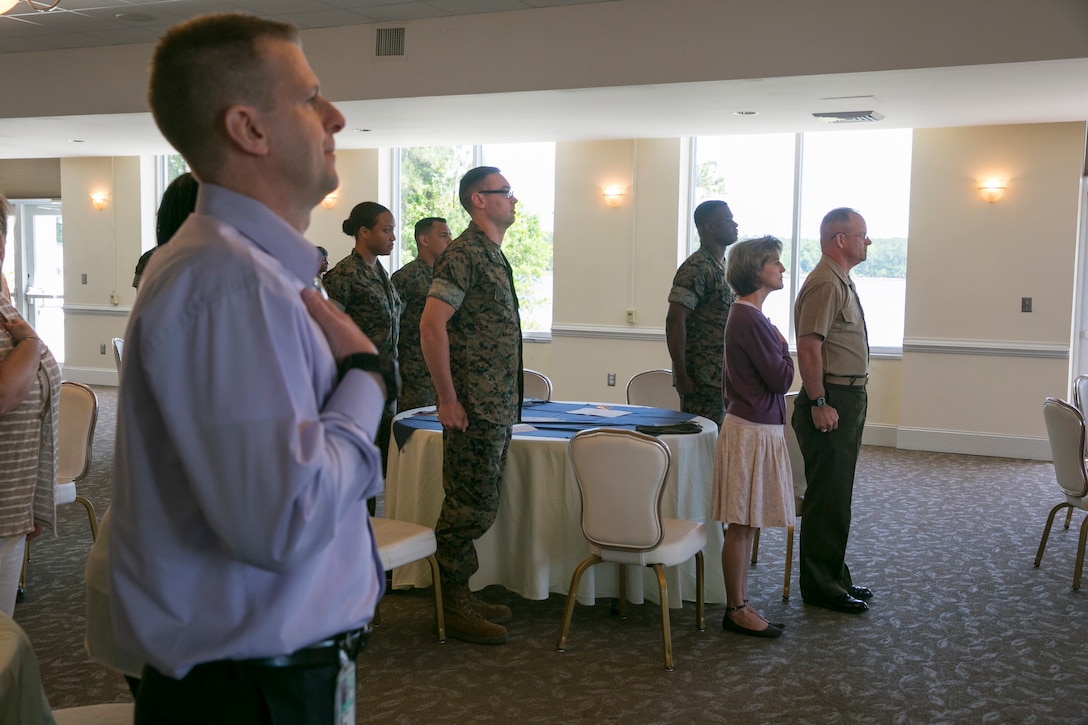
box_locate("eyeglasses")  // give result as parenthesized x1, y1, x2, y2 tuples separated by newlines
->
(837, 232, 871, 241)
(477, 188, 514, 198)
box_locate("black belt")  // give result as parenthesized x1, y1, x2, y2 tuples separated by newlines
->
(241, 627, 371, 668)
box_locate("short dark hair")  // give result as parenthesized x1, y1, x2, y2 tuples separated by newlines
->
(155, 172, 199, 246)
(0, 193, 10, 241)
(414, 217, 446, 242)
(693, 200, 729, 232)
(458, 166, 501, 211)
(726, 235, 783, 297)
(148, 13, 299, 176)
(342, 202, 391, 238)
(316, 245, 329, 258)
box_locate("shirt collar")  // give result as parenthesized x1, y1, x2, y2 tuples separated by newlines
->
(196, 184, 323, 285)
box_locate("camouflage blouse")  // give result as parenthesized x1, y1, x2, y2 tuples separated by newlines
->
(667, 245, 735, 389)
(323, 248, 401, 359)
(428, 221, 522, 426)
(390, 257, 435, 411)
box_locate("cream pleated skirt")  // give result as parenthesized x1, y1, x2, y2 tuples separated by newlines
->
(711, 414, 796, 527)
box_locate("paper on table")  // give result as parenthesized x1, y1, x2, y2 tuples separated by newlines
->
(565, 406, 631, 419)
(512, 423, 538, 433)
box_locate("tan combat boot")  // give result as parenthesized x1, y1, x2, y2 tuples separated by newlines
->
(465, 590, 512, 624)
(443, 586, 508, 645)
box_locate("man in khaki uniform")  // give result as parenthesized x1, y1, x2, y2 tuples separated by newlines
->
(792, 207, 873, 614)
(420, 167, 523, 645)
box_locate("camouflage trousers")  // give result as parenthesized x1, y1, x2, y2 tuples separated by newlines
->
(435, 419, 512, 587)
(681, 385, 724, 428)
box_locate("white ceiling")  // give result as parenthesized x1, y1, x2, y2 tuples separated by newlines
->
(0, 0, 1086, 159)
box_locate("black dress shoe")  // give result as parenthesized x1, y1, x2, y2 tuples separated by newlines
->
(805, 593, 869, 614)
(722, 612, 783, 638)
(847, 585, 874, 600)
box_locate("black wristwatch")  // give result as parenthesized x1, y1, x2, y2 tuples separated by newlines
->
(338, 352, 400, 402)
(813, 396, 827, 407)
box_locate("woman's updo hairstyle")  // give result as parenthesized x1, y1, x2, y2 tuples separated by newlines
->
(342, 202, 391, 238)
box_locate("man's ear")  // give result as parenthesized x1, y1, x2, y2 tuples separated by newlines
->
(223, 104, 270, 157)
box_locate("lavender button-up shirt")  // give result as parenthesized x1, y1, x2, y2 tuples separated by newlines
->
(109, 184, 385, 678)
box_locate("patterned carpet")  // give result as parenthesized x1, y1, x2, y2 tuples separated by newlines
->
(13, 385, 1088, 723)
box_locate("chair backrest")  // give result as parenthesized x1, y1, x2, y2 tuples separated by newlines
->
(1043, 397, 1088, 499)
(783, 392, 807, 501)
(626, 369, 679, 410)
(568, 428, 670, 551)
(523, 369, 552, 401)
(58, 382, 98, 485)
(111, 338, 124, 373)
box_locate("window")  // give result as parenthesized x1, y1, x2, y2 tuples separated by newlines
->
(694, 128, 911, 351)
(396, 143, 555, 334)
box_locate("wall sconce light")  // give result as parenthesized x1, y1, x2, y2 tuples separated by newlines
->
(978, 179, 1007, 203)
(602, 186, 625, 208)
(89, 192, 109, 211)
(321, 192, 339, 209)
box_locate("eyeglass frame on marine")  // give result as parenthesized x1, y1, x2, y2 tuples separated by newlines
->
(837, 232, 871, 241)
(476, 187, 514, 198)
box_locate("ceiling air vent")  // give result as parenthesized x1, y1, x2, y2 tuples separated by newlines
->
(812, 110, 885, 124)
(375, 27, 406, 57)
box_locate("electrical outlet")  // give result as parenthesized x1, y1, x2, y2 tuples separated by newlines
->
(99, 343, 106, 355)
(81, 273, 87, 285)
(1021, 297, 1032, 313)
(626, 309, 636, 324)
(607, 372, 616, 387)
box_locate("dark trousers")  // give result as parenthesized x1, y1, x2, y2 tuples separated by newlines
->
(435, 419, 512, 588)
(135, 659, 344, 725)
(793, 384, 867, 601)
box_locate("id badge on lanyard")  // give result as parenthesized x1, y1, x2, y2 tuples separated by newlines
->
(334, 647, 355, 724)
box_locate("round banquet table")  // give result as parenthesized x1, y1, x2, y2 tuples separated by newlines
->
(384, 400, 726, 607)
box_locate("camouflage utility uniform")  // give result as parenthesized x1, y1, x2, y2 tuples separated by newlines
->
(668, 245, 734, 426)
(427, 221, 523, 588)
(324, 248, 402, 470)
(391, 257, 436, 412)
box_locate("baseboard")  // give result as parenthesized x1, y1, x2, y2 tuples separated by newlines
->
(62, 366, 118, 387)
(861, 423, 898, 448)
(896, 426, 1051, 461)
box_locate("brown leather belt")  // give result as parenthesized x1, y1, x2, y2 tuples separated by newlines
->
(824, 374, 868, 387)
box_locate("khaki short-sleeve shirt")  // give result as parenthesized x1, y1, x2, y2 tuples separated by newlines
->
(794, 256, 868, 377)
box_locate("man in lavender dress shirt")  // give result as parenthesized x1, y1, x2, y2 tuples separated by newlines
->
(110, 13, 392, 724)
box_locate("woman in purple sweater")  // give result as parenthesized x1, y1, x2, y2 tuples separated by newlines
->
(713, 236, 796, 638)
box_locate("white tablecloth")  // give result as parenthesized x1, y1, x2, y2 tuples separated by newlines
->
(384, 404, 725, 607)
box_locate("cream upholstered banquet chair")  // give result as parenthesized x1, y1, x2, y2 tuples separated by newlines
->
(1073, 374, 1088, 419)
(20, 382, 99, 593)
(1035, 397, 1088, 590)
(370, 517, 445, 642)
(110, 338, 123, 373)
(523, 369, 552, 401)
(626, 369, 680, 410)
(556, 428, 705, 671)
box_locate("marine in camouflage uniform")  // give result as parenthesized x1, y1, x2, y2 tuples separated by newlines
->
(324, 248, 401, 468)
(666, 200, 739, 427)
(391, 257, 436, 411)
(427, 220, 522, 590)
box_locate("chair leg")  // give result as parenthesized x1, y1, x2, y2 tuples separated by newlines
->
(1035, 502, 1070, 567)
(76, 496, 99, 540)
(651, 563, 673, 671)
(1075, 513, 1088, 591)
(425, 555, 445, 643)
(18, 541, 29, 594)
(617, 564, 627, 620)
(694, 551, 705, 632)
(556, 555, 601, 653)
(750, 527, 760, 565)
(1065, 506, 1075, 530)
(783, 524, 795, 600)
